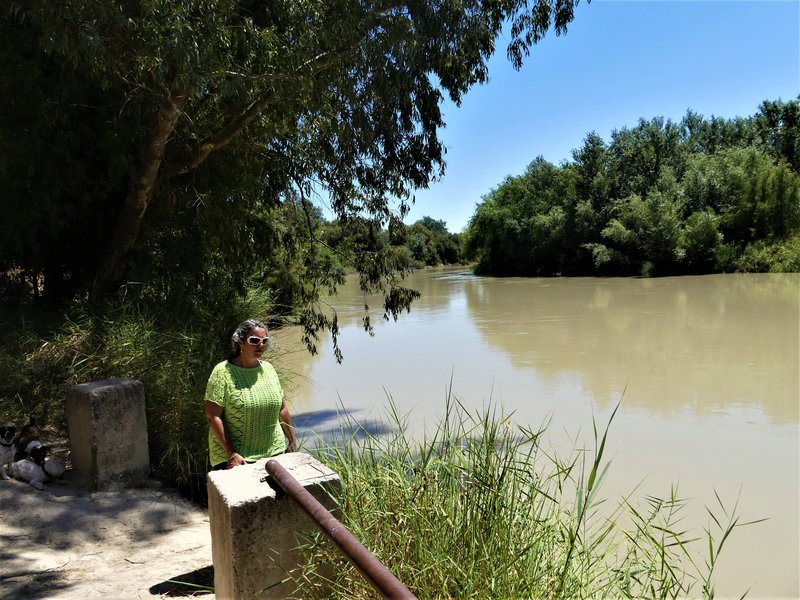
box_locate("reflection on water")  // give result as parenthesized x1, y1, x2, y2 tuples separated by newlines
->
(275, 267, 799, 598)
(463, 273, 799, 423)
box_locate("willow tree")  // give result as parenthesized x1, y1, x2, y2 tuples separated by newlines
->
(1, 0, 583, 336)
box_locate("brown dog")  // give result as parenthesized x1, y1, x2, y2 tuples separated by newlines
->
(14, 415, 48, 467)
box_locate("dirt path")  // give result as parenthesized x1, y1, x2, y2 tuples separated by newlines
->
(0, 469, 215, 599)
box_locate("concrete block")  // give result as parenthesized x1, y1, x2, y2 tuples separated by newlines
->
(208, 452, 341, 599)
(66, 378, 150, 490)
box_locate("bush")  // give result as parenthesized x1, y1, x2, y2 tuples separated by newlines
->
(734, 235, 800, 272)
(679, 211, 722, 273)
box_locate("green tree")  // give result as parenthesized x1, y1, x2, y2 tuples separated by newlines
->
(683, 147, 798, 244)
(595, 170, 684, 275)
(681, 147, 756, 220)
(464, 175, 534, 275)
(680, 111, 754, 156)
(753, 98, 800, 172)
(406, 217, 461, 265)
(572, 132, 611, 215)
(407, 226, 438, 265)
(678, 211, 722, 273)
(607, 117, 686, 199)
(756, 161, 800, 239)
(465, 157, 575, 275)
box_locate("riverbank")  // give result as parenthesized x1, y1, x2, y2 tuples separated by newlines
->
(0, 470, 214, 599)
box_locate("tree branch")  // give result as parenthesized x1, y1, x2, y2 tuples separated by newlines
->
(162, 49, 352, 179)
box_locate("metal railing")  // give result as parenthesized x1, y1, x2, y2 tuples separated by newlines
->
(265, 459, 418, 599)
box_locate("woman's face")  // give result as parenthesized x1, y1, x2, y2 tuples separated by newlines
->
(239, 326, 269, 363)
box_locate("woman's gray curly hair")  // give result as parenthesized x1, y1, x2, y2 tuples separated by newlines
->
(229, 319, 268, 357)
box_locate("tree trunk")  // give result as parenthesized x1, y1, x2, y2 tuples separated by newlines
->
(97, 90, 188, 289)
(96, 49, 356, 289)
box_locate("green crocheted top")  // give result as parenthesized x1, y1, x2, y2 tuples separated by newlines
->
(205, 360, 285, 467)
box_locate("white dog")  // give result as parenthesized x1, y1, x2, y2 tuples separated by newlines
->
(43, 456, 65, 479)
(9, 455, 65, 490)
(10, 458, 47, 490)
(0, 426, 16, 480)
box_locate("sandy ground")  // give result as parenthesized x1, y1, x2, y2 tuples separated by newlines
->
(0, 469, 215, 600)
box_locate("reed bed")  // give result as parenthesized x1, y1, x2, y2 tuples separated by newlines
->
(296, 397, 747, 599)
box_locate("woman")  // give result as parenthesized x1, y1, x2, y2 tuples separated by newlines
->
(204, 319, 297, 470)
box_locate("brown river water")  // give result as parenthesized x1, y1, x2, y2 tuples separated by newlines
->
(275, 267, 799, 598)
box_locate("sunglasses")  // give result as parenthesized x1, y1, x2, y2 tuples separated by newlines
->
(246, 336, 272, 346)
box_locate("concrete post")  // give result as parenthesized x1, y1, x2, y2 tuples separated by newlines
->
(66, 378, 150, 490)
(207, 452, 341, 599)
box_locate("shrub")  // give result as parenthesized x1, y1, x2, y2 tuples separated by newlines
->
(734, 235, 800, 272)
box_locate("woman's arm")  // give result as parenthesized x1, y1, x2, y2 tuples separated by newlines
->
(279, 399, 298, 452)
(204, 400, 245, 468)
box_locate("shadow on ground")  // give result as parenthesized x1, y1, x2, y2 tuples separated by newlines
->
(0, 469, 211, 599)
(149, 565, 214, 597)
(293, 407, 396, 446)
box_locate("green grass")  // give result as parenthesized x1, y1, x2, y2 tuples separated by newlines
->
(294, 395, 756, 599)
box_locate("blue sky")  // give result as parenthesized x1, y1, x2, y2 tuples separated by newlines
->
(397, 0, 800, 233)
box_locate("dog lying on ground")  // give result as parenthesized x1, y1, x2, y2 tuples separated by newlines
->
(10, 458, 47, 490)
(8, 456, 65, 490)
(0, 425, 16, 480)
(7, 415, 65, 490)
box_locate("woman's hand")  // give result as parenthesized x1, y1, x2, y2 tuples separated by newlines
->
(227, 452, 246, 468)
(280, 399, 298, 453)
(205, 400, 243, 468)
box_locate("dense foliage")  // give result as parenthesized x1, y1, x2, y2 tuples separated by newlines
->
(400, 216, 463, 266)
(318, 215, 463, 271)
(464, 99, 800, 276)
(0, 0, 578, 322)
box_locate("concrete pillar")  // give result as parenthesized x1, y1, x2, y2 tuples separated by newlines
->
(66, 378, 150, 490)
(207, 452, 341, 599)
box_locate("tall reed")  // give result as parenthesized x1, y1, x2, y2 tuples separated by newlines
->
(295, 396, 751, 599)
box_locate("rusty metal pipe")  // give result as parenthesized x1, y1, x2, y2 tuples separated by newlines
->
(265, 459, 417, 599)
